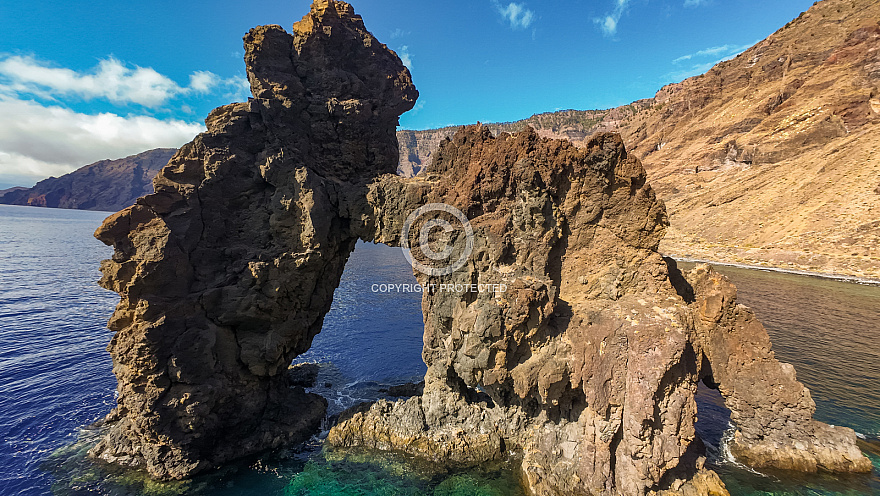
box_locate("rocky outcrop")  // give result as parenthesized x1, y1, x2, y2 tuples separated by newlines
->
(89, 0, 416, 479)
(329, 127, 871, 495)
(686, 266, 870, 474)
(91, 0, 870, 493)
(395, 102, 652, 178)
(0, 149, 176, 212)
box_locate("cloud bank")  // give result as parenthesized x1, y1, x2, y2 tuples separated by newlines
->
(0, 55, 247, 107)
(0, 96, 203, 188)
(0, 55, 249, 188)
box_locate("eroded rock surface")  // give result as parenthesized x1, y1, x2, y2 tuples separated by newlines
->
(91, 0, 870, 493)
(331, 126, 871, 495)
(90, 0, 416, 479)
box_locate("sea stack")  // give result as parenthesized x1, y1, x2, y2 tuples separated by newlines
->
(91, 0, 870, 493)
(90, 0, 417, 479)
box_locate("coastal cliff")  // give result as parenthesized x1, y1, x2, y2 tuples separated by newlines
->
(0, 149, 176, 212)
(91, 1, 871, 494)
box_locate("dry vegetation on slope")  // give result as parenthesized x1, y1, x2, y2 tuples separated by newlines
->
(618, 0, 880, 279)
(399, 0, 880, 280)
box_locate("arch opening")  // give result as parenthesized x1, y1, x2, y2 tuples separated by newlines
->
(290, 241, 427, 417)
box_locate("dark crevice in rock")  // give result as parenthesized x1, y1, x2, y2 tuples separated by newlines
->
(664, 256, 696, 303)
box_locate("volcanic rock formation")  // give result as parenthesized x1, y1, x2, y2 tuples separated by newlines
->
(89, 0, 417, 478)
(91, 0, 870, 494)
(330, 126, 871, 495)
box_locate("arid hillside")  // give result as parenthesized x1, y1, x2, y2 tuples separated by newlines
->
(618, 0, 880, 280)
(399, 0, 880, 280)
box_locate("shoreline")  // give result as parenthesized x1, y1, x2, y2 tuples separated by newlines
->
(668, 255, 880, 287)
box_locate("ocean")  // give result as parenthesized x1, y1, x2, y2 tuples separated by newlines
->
(0, 204, 877, 495)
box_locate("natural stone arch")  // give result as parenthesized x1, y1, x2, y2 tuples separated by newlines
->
(91, 1, 870, 494)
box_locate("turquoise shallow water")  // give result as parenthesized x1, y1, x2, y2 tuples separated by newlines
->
(0, 204, 878, 495)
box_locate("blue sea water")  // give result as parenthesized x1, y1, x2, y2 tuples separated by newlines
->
(0, 204, 877, 495)
(0, 205, 117, 496)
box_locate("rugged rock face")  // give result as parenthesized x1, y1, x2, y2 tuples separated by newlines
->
(397, 128, 454, 177)
(395, 103, 652, 178)
(92, 0, 870, 493)
(0, 149, 176, 212)
(90, 0, 416, 479)
(330, 126, 871, 495)
(686, 266, 869, 474)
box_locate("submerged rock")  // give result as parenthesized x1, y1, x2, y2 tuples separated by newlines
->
(91, 0, 870, 493)
(288, 363, 321, 388)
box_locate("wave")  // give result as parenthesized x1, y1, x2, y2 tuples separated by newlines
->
(718, 423, 771, 477)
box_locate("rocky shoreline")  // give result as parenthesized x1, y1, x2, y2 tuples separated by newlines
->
(87, 1, 872, 494)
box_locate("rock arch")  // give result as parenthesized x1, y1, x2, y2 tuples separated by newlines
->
(91, 1, 870, 493)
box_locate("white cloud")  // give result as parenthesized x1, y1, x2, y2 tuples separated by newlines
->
(399, 46, 413, 70)
(594, 0, 630, 37)
(0, 55, 247, 108)
(491, 1, 535, 30)
(0, 95, 203, 186)
(684, 0, 709, 6)
(599, 16, 618, 36)
(672, 42, 755, 65)
(664, 41, 757, 82)
(0, 56, 179, 107)
(188, 71, 220, 93)
(0, 55, 253, 188)
(221, 75, 251, 101)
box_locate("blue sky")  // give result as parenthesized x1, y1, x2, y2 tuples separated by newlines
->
(0, 0, 816, 189)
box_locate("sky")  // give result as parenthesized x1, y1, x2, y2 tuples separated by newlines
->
(0, 0, 817, 190)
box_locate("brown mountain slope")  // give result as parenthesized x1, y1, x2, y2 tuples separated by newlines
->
(398, 0, 880, 280)
(617, 0, 880, 279)
(0, 148, 176, 212)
